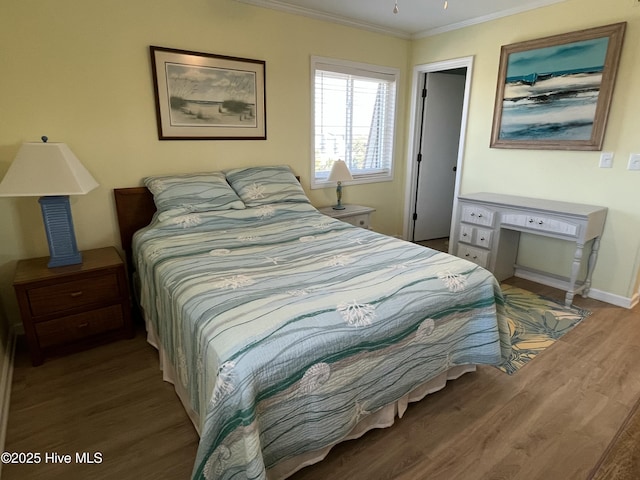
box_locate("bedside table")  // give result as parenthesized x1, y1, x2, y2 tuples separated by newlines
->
(318, 204, 375, 229)
(13, 246, 134, 366)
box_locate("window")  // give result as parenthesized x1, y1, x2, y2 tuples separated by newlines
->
(311, 57, 399, 188)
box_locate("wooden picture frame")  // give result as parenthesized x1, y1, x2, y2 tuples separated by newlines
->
(490, 22, 626, 151)
(150, 46, 266, 140)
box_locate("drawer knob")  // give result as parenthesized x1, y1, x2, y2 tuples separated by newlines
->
(70, 291, 84, 298)
(462, 233, 468, 237)
(77, 322, 89, 328)
(538, 221, 543, 225)
(473, 255, 478, 259)
(465, 253, 470, 257)
(359, 220, 364, 225)
(480, 237, 485, 241)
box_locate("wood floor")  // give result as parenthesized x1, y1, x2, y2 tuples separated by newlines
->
(414, 237, 449, 253)
(3, 278, 639, 480)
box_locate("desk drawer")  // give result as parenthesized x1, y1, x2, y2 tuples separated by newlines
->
(28, 272, 121, 318)
(502, 213, 579, 237)
(461, 205, 495, 227)
(459, 225, 492, 248)
(474, 228, 493, 248)
(459, 225, 474, 243)
(525, 215, 579, 237)
(456, 245, 489, 268)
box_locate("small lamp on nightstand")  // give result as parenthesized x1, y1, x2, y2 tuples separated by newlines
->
(328, 159, 353, 210)
(0, 136, 99, 268)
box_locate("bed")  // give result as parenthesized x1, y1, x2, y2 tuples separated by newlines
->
(113, 165, 510, 480)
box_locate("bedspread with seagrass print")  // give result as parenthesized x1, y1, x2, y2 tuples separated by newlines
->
(133, 202, 511, 480)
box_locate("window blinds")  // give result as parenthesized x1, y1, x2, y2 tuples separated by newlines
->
(312, 58, 398, 185)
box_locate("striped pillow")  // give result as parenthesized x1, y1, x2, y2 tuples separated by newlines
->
(144, 172, 245, 219)
(225, 165, 309, 206)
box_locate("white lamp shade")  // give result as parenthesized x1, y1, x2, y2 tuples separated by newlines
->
(327, 159, 353, 183)
(0, 142, 99, 197)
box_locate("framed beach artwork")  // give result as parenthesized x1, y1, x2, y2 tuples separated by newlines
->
(490, 23, 626, 150)
(150, 46, 266, 140)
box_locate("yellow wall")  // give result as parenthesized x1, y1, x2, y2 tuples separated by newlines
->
(0, 0, 410, 327)
(411, 0, 640, 302)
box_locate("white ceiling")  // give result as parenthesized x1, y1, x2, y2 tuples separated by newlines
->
(234, 0, 568, 39)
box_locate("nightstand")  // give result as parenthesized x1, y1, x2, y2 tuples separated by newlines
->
(13, 246, 134, 366)
(319, 204, 375, 229)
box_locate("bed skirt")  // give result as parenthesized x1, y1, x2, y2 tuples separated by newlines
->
(145, 317, 476, 479)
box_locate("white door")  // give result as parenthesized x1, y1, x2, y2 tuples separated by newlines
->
(413, 72, 466, 242)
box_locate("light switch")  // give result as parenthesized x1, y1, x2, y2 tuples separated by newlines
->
(599, 152, 614, 168)
(628, 153, 640, 171)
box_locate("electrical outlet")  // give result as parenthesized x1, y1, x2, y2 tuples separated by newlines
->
(628, 153, 640, 171)
(599, 152, 614, 168)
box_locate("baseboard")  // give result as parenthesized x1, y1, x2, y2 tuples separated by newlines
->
(0, 327, 17, 475)
(628, 291, 639, 310)
(514, 267, 636, 309)
(588, 288, 638, 310)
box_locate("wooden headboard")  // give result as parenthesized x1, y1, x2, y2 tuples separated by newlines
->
(113, 187, 156, 270)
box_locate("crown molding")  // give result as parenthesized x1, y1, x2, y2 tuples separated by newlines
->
(413, 0, 567, 38)
(234, 0, 567, 40)
(234, 0, 411, 39)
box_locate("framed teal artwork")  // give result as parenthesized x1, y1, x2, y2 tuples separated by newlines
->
(490, 22, 626, 151)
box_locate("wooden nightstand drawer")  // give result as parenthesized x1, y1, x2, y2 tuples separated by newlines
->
(28, 272, 120, 318)
(13, 246, 134, 365)
(35, 305, 125, 348)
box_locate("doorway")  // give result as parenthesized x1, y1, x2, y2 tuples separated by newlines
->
(403, 57, 474, 253)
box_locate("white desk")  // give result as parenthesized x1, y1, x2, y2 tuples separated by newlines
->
(451, 193, 607, 307)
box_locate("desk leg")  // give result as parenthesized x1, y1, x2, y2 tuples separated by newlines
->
(566, 242, 584, 307)
(583, 236, 601, 298)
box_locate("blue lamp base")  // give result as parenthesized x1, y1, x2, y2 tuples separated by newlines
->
(332, 182, 346, 210)
(38, 196, 82, 268)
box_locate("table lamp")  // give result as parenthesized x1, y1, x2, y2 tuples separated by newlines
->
(0, 136, 99, 268)
(327, 159, 353, 210)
